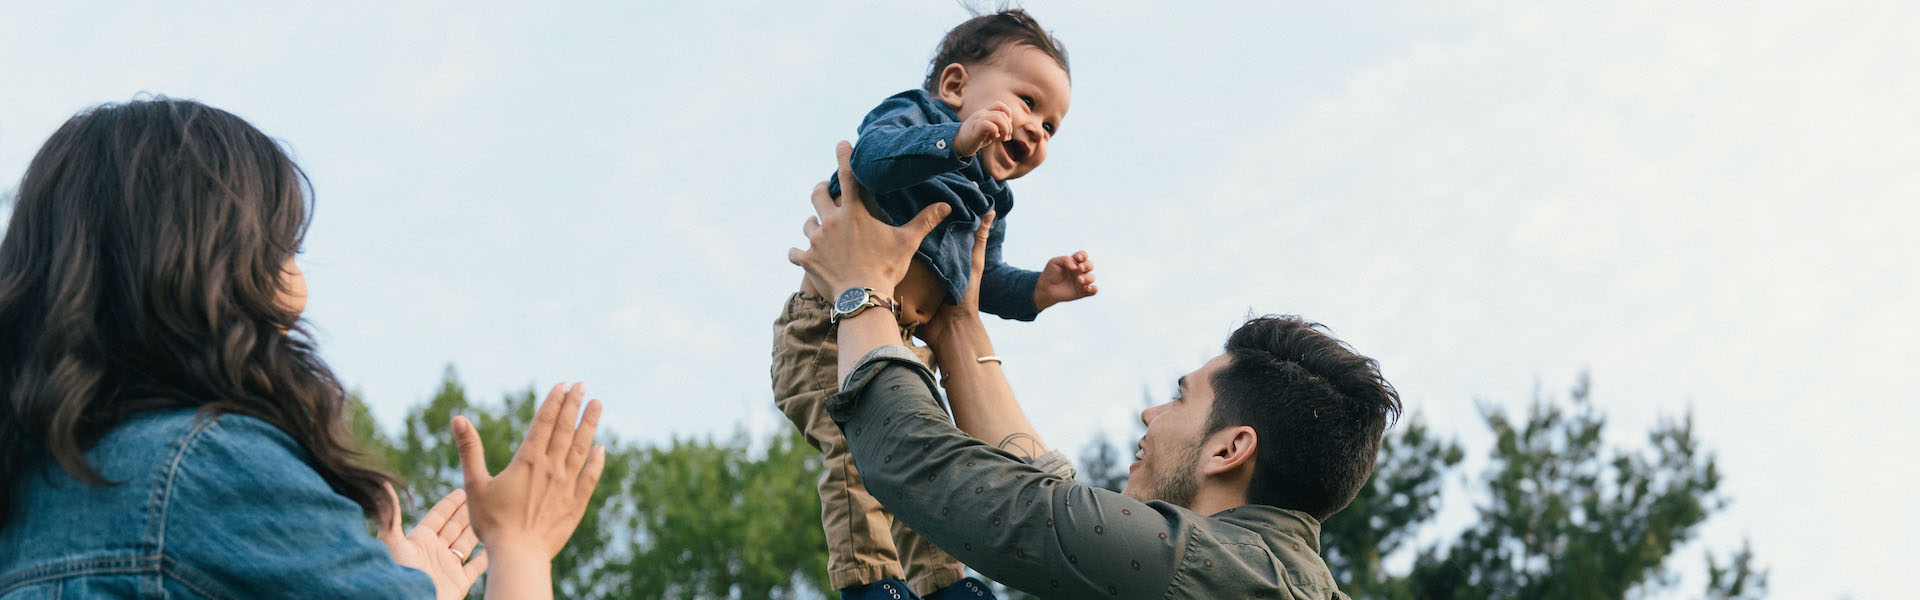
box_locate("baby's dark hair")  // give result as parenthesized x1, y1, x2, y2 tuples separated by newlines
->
(921, 8, 1070, 94)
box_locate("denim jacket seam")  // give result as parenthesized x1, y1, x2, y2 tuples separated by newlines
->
(162, 554, 242, 600)
(145, 412, 223, 559)
(0, 554, 163, 596)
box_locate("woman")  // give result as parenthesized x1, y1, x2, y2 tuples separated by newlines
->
(0, 98, 604, 599)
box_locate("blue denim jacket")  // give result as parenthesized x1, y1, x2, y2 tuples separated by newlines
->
(0, 409, 434, 599)
(828, 89, 1042, 321)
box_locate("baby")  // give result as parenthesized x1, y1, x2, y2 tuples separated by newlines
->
(772, 9, 1095, 600)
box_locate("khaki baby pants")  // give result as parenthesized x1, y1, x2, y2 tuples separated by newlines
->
(770, 292, 964, 595)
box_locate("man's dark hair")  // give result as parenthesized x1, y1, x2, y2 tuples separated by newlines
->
(921, 8, 1070, 94)
(1207, 316, 1403, 521)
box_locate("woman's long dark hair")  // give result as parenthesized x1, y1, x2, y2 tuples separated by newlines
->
(0, 98, 392, 530)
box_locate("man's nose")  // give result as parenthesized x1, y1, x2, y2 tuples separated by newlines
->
(1140, 404, 1161, 426)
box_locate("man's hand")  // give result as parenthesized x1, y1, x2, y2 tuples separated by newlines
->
(789, 141, 952, 299)
(379, 485, 487, 600)
(954, 102, 1014, 157)
(916, 211, 995, 348)
(1033, 251, 1097, 312)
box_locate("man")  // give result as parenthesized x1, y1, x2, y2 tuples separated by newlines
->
(789, 142, 1401, 598)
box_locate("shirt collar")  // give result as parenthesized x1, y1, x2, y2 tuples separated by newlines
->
(1209, 504, 1324, 553)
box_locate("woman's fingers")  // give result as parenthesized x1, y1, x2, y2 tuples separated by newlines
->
(520, 382, 569, 459)
(567, 399, 603, 472)
(418, 489, 467, 537)
(545, 383, 584, 459)
(438, 493, 470, 540)
(462, 549, 490, 581)
(575, 445, 607, 499)
(452, 416, 492, 489)
(380, 482, 406, 540)
(450, 518, 479, 558)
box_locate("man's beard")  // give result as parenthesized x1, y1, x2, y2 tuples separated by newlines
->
(1149, 441, 1204, 508)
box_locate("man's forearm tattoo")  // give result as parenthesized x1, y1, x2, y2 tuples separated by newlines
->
(997, 433, 1044, 461)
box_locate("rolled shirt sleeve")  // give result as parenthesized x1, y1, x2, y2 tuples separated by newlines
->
(828, 347, 1198, 598)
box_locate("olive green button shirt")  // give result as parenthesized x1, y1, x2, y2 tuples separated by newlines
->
(827, 345, 1350, 599)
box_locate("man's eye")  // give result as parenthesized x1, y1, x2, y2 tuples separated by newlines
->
(1020, 95, 1035, 109)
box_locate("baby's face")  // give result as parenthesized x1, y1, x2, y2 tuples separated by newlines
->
(946, 45, 1071, 181)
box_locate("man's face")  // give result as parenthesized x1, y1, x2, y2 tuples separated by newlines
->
(1125, 353, 1231, 507)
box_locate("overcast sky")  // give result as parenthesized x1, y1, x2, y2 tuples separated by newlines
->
(4, 2, 1915, 597)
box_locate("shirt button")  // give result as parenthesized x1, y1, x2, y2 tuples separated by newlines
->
(936, 139, 948, 150)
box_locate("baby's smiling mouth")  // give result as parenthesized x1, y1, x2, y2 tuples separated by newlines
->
(1001, 139, 1031, 164)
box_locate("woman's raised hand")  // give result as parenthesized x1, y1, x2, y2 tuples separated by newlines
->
(378, 484, 488, 600)
(452, 382, 606, 564)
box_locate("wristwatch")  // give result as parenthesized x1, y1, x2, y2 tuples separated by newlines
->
(831, 287, 899, 323)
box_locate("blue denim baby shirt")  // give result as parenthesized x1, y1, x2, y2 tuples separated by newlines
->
(827, 89, 1043, 322)
(0, 409, 435, 599)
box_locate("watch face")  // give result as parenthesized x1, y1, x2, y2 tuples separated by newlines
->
(835, 287, 869, 314)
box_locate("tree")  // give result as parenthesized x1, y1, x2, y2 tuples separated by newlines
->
(1061, 373, 1765, 600)
(353, 367, 828, 599)
(1391, 374, 1767, 600)
(1076, 388, 1155, 494)
(1077, 430, 1130, 493)
(353, 367, 1764, 599)
(611, 430, 829, 598)
(1321, 415, 1464, 600)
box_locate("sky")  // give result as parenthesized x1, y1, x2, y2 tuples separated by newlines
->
(4, 1, 1917, 597)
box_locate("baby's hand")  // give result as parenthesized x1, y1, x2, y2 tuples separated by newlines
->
(1033, 250, 1097, 312)
(954, 102, 1014, 157)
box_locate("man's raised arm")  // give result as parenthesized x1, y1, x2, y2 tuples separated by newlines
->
(826, 350, 1189, 598)
(912, 208, 1052, 463)
(792, 143, 1190, 598)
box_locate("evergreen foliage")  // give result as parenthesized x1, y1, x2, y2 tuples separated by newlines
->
(351, 368, 1763, 599)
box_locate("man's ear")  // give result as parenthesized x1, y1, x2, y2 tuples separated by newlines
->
(1200, 425, 1257, 478)
(936, 63, 969, 109)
